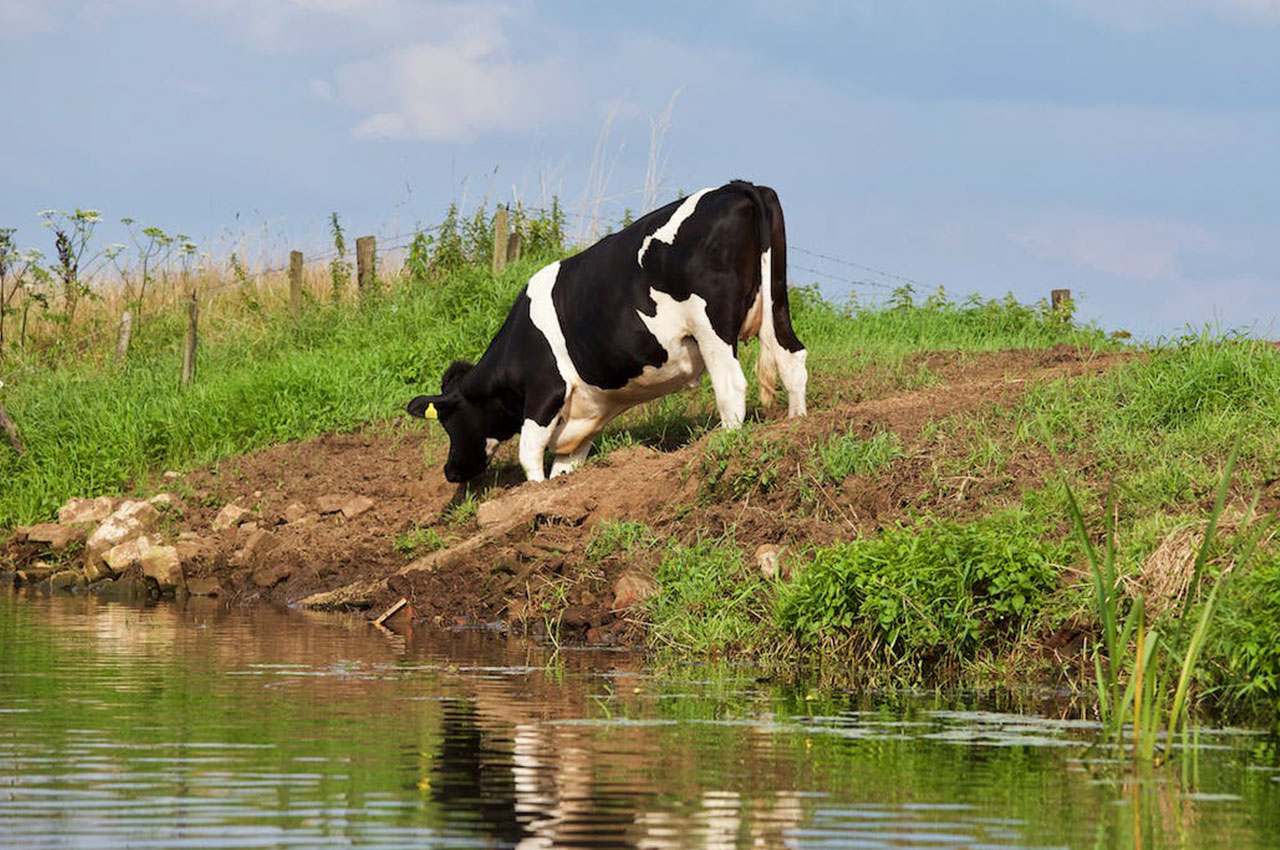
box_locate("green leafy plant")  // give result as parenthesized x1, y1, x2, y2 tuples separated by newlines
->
(776, 515, 1060, 672)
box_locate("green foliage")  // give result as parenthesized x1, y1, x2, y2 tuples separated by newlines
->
(441, 492, 478, 526)
(649, 535, 770, 653)
(1209, 553, 1280, 715)
(816, 430, 902, 482)
(776, 515, 1061, 669)
(393, 523, 445, 555)
(585, 520, 657, 563)
(328, 213, 351, 303)
(699, 427, 783, 500)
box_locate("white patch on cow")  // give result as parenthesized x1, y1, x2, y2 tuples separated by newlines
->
(485, 438, 500, 459)
(549, 440, 592, 478)
(518, 418, 555, 482)
(636, 187, 715, 267)
(526, 261, 580, 390)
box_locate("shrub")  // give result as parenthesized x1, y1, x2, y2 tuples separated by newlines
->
(776, 515, 1061, 670)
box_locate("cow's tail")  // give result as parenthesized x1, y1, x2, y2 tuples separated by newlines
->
(739, 183, 807, 416)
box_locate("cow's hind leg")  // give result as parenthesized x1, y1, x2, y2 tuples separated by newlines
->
(549, 440, 593, 478)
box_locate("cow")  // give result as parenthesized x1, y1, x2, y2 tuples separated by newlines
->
(406, 180, 808, 483)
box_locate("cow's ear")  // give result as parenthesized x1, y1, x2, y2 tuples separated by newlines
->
(407, 394, 453, 420)
(441, 360, 474, 393)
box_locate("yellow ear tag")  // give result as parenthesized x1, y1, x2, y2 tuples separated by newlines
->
(423, 403, 438, 420)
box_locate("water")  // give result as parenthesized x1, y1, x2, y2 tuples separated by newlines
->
(1, 594, 1277, 849)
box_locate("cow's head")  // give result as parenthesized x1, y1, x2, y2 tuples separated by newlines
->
(406, 360, 503, 483)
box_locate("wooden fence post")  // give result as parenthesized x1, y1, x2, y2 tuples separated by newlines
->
(289, 250, 303, 322)
(1051, 289, 1073, 316)
(114, 310, 133, 366)
(492, 207, 509, 275)
(356, 236, 376, 299)
(181, 292, 198, 388)
(506, 230, 522, 265)
(0, 396, 23, 456)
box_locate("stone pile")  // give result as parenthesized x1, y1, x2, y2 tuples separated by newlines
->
(9, 493, 187, 597)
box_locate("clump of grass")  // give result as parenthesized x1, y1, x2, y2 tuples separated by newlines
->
(1066, 439, 1270, 761)
(816, 430, 902, 482)
(648, 534, 771, 654)
(586, 520, 658, 563)
(393, 523, 445, 555)
(775, 513, 1061, 675)
(698, 426, 784, 501)
(441, 492, 478, 527)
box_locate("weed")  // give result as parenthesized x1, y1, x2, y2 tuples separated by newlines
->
(816, 430, 902, 482)
(776, 513, 1061, 674)
(442, 493, 478, 527)
(699, 427, 783, 501)
(586, 520, 657, 563)
(648, 534, 770, 654)
(393, 524, 445, 555)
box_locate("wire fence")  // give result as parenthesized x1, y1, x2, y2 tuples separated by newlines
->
(0, 202, 929, 389)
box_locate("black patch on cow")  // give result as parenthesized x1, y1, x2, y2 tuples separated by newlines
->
(550, 184, 768, 389)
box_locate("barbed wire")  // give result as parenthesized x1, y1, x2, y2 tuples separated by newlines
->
(1, 208, 927, 387)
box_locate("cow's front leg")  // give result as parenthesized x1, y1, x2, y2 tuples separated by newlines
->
(692, 329, 748, 429)
(549, 440, 593, 478)
(518, 419, 556, 482)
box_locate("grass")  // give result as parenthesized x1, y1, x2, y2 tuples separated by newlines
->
(816, 431, 903, 482)
(7, 199, 1280, 730)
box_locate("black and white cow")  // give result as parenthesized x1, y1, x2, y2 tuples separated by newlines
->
(407, 180, 807, 483)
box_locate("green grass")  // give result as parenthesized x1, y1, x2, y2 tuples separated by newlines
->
(648, 534, 772, 654)
(816, 431, 903, 482)
(775, 512, 1062, 674)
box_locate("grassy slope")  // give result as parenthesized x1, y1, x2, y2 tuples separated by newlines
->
(4, 255, 1279, 722)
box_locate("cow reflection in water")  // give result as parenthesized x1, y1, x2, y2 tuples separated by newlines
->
(428, 695, 803, 848)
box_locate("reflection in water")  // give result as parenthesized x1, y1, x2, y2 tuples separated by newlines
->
(0, 593, 1277, 849)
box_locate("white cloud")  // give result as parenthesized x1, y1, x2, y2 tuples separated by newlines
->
(327, 22, 571, 141)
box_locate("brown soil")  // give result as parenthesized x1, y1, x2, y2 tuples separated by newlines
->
(4, 345, 1129, 643)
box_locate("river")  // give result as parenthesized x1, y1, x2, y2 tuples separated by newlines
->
(1, 593, 1276, 848)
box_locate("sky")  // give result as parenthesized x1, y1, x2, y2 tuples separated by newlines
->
(2, 0, 1278, 338)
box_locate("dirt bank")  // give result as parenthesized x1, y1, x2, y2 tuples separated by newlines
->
(4, 345, 1128, 643)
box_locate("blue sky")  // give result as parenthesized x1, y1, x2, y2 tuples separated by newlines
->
(2, 0, 1278, 338)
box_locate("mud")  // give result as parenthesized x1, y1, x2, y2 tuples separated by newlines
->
(4, 345, 1128, 643)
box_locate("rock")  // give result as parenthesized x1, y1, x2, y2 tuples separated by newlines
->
(212, 503, 252, 531)
(25, 522, 85, 551)
(50, 570, 82, 591)
(86, 501, 159, 564)
(341, 496, 375, 520)
(236, 521, 260, 540)
(185, 577, 222, 597)
(252, 561, 292, 588)
(84, 559, 114, 583)
(755, 543, 785, 580)
(148, 493, 174, 510)
(88, 575, 150, 601)
(58, 496, 114, 525)
(283, 502, 311, 524)
(240, 529, 280, 560)
(140, 545, 184, 591)
(17, 564, 54, 583)
(315, 495, 349, 515)
(104, 535, 160, 574)
(163, 470, 181, 481)
(611, 573, 659, 611)
(178, 531, 200, 541)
